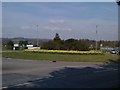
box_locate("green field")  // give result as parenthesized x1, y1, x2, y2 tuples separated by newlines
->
(2, 51, 119, 62)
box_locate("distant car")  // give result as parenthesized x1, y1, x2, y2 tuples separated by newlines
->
(111, 50, 117, 54)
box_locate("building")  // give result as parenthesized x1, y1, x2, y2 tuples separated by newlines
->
(26, 45, 40, 49)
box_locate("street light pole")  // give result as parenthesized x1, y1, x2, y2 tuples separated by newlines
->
(116, 0, 120, 62)
(117, 1, 120, 44)
(95, 25, 98, 50)
(36, 25, 39, 47)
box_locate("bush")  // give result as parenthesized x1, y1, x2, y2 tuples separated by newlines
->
(25, 49, 104, 55)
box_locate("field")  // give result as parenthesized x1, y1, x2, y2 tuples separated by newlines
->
(2, 50, 118, 62)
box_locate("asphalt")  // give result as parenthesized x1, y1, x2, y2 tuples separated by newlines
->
(2, 58, 119, 88)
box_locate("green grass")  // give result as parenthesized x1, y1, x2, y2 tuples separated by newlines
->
(2, 51, 118, 62)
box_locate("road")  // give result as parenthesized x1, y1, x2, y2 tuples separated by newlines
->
(2, 58, 119, 88)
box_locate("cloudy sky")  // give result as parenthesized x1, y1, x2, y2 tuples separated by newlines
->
(2, 2, 118, 40)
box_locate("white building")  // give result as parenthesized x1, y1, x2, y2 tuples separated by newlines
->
(26, 45, 40, 49)
(13, 44, 19, 50)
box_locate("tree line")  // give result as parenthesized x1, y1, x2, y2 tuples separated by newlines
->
(3, 40, 28, 50)
(3, 33, 120, 50)
(41, 33, 120, 51)
(41, 33, 89, 51)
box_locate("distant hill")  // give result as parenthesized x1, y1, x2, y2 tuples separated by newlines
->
(2, 37, 51, 45)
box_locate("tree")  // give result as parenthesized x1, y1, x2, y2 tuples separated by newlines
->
(63, 39, 89, 51)
(19, 41, 28, 49)
(64, 38, 78, 50)
(19, 41, 28, 46)
(78, 40, 89, 51)
(41, 41, 55, 50)
(6, 40, 14, 50)
(53, 33, 61, 41)
(53, 33, 62, 50)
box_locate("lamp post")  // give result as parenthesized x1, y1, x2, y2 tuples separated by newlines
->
(117, 1, 120, 44)
(117, 1, 120, 39)
(36, 25, 39, 47)
(117, 0, 120, 62)
(95, 25, 98, 50)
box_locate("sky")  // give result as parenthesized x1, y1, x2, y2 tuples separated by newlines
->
(2, 2, 118, 40)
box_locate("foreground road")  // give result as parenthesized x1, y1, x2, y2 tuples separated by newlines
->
(2, 58, 119, 88)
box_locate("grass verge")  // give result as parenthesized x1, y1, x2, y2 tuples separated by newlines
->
(2, 51, 118, 62)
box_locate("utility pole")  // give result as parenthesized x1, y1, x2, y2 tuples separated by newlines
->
(36, 25, 39, 47)
(117, 0, 120, 44)
(116, 0, 120, 62)
(95, 25, 98, 50)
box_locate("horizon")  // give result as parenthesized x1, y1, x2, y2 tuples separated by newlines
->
(1, 37, 119, 41)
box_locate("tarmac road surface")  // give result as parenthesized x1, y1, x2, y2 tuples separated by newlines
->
(2, 58, 119, 88)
